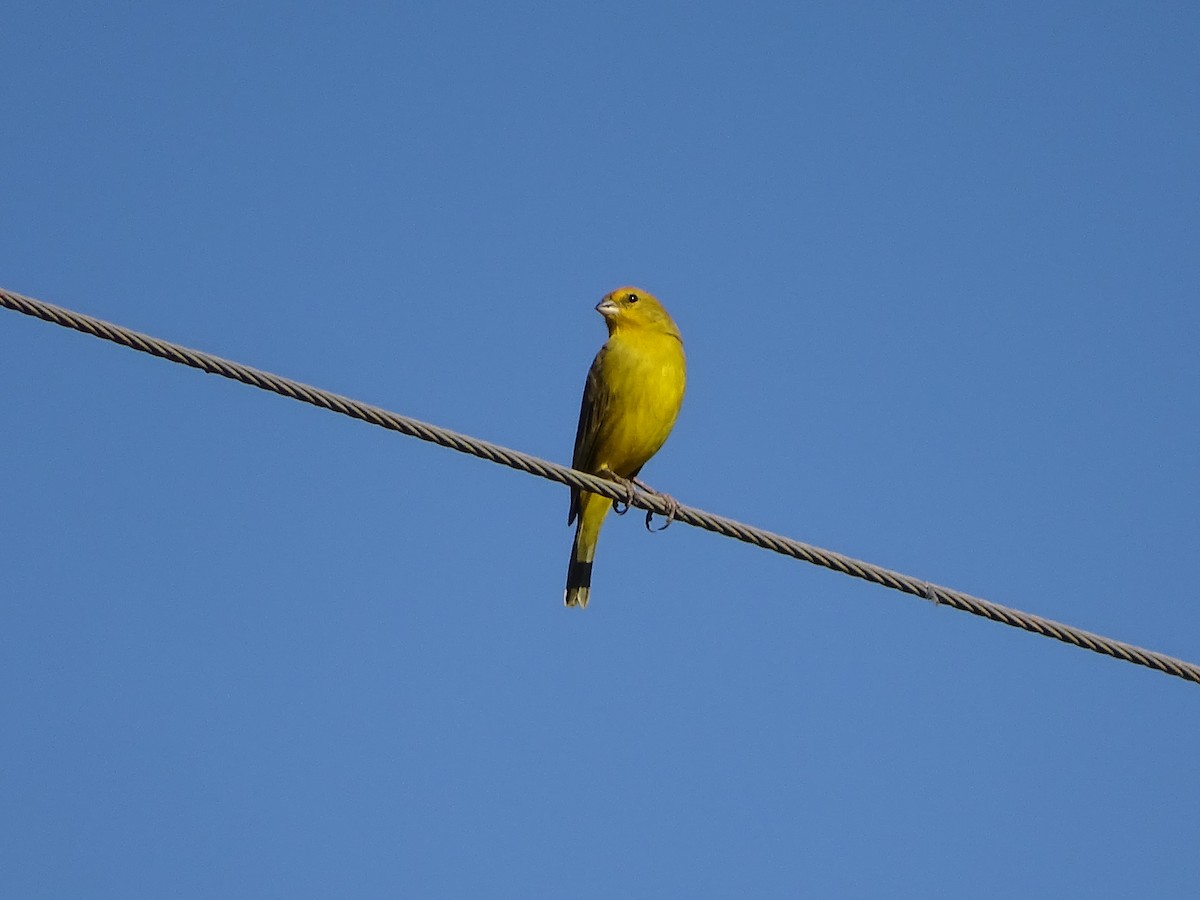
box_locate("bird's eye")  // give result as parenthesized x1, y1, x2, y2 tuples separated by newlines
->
(626, 293, 639, 304)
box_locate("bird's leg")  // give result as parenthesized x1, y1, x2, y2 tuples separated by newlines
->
(631, 477, 681, 532)
(597, 467, 637, 515)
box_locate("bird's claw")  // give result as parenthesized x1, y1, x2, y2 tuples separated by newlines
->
(600, 469, 637, 515)
(598, 470, 679, 529)
(644, 495, 680, 531)
(632, 478, 680, 532)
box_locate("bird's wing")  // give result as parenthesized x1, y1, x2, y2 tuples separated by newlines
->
(568, 346, 611, 525)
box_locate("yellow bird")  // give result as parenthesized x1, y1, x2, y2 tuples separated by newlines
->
(565, 287, 687, 608)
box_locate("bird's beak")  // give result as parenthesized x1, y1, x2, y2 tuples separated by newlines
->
(595, 297, 619, 318)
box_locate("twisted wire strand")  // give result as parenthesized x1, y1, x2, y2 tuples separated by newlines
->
(3, 286, 1197, 685)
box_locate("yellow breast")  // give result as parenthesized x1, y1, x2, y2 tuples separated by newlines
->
(591, 328, 686, 476)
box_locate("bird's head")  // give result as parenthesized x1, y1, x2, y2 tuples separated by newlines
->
(595, 286, 681, 338)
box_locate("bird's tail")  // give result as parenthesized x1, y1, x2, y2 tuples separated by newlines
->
(564, 556, 593, 608)
(564, 494, 607, 608)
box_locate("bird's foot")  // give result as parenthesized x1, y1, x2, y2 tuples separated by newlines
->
(598, 468, 637, 515)
(632, 478, 681, 532)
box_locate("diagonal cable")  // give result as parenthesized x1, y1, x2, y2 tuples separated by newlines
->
(3, 285, 1197, 685)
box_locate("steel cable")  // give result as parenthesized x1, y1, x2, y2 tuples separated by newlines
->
(3, 286, 1197, 685)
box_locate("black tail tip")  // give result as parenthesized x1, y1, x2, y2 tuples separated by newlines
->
(564, 559, 593, 608)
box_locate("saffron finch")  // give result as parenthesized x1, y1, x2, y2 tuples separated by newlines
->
(565, 287, 687, 608)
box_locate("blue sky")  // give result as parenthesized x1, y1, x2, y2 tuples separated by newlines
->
(3, 2, 1198, 896)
